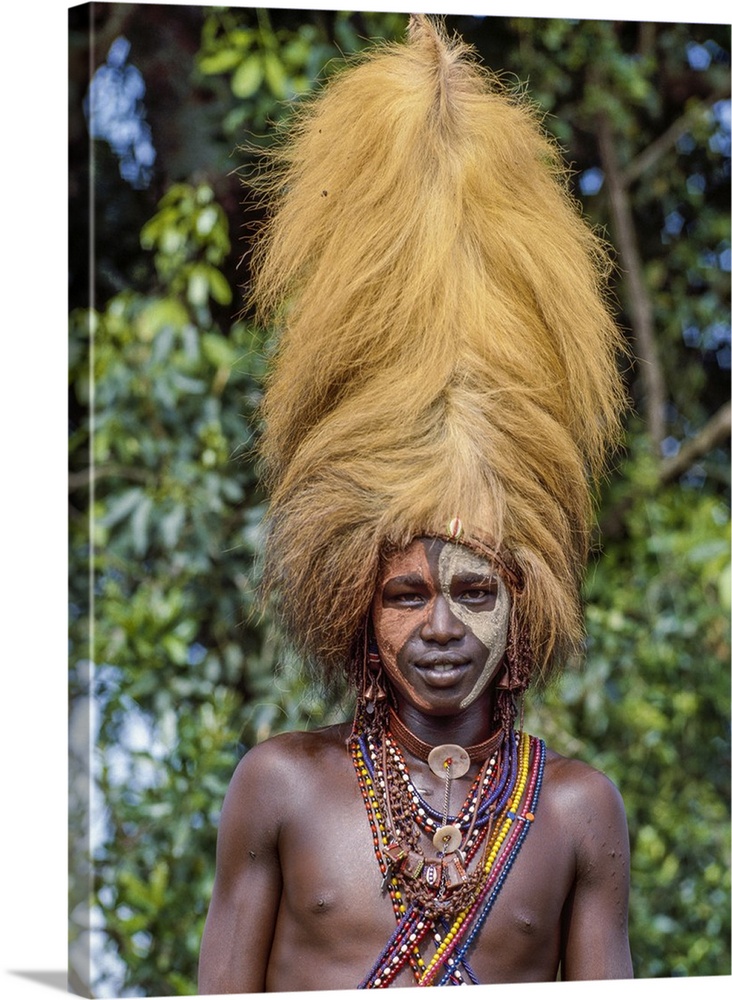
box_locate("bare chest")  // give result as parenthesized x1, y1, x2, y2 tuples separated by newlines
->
(270, 746, 574, 988)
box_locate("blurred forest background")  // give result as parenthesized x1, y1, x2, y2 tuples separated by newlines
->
(68, 4, 731, 997)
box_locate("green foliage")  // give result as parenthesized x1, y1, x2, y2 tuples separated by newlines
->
(91, 686, 239, 996)
(499, 19, 730, 458)
(140, 184, 233, 308)
(69, 180, 280, 996)
(196, 7, 408, 136)
(69, 9, 730, 996)
(527, 460, 730, 977)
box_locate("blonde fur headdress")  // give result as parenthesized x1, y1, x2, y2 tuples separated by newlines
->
(249, 16, 625, 687)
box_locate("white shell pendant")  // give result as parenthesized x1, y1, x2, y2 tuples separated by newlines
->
(427, 744, 470, 779)
(432, 824, 462, 854)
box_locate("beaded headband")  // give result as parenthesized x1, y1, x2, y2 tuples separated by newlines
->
(441, 516, 523, 595)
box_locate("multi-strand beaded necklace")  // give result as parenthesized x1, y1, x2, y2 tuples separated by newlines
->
(350, 712, 545, 987)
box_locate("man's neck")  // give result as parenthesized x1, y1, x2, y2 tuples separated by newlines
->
(392, 697, 498, 751)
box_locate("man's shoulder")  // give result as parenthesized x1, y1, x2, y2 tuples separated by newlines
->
(538, 743, 628, 846)
(220, 722, 354, 833)
(546, 747, 617, 796)
(535, 742, 631, 899)
(230, 722, 353, 792)
(244, 721, 352, 761)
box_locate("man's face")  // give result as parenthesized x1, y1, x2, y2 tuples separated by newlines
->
(371, 538, 511, 715)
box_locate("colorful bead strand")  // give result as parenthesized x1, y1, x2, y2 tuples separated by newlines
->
(351, 720, 544, 989)
(417, 733, 541, 986)
(437, 741, 546, 984)
(352, 737, 431, 985)
(416, 734, 533, 985)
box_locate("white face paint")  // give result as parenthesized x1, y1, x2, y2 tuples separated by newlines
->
(437, 543, 511, 709)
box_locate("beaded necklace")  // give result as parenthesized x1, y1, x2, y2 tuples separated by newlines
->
(350, 719, 544, 988)
(361, 727, 518, 918)
(389, 709, 504, 765)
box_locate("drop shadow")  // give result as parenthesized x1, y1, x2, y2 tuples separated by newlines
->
(7, 971, 69, 994)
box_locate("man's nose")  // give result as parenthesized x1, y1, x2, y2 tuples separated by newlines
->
(421, 595, 465, 643)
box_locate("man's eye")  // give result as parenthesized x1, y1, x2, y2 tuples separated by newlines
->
(384, 590, 424, 606)
(458, 585, 498, 605)
(393, 592, 423, 604)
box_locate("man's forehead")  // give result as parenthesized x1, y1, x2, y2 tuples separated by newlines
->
(437, 542, 498, 581)
(379, 538, 497, 581)
(378, 539, 431, 580)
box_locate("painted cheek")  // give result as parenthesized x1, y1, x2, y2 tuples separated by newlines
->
(435, 544, 511, 709)
(372, 606, 425, 672)
(437, 545, 511, 649)
(452, 587, 510, 651)
(372, 540, 433, 672)
(374, 611, 434, 711)
(457, 588, 511, 709)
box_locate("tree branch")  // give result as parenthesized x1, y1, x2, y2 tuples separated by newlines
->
(598, 401, 732, 542)
(622, 88, 731, 187)
(597, 112, 667, 455)
(69, 465, 154, 492)
(659, 400, 732, 484)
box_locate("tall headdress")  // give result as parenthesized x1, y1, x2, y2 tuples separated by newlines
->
(249, 16, 625, 692)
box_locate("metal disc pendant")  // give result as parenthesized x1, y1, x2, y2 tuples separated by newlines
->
(427, 744, 470, 779)
(432, 824, 462, 854)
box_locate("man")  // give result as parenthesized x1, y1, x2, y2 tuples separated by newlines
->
(199, 15, 632, 991)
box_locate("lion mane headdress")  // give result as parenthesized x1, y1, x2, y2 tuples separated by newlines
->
(249, 16, 625, 694)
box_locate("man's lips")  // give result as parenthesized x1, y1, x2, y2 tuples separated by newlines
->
(414, 651, 470, 668)
(413, 660, 471, 689)
(412, 653, 472, 686)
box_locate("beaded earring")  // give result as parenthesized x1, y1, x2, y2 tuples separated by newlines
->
(495, 599, 532, 734)
(357, 625, 390, 731)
